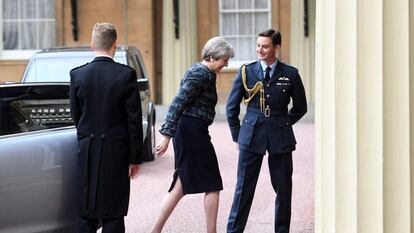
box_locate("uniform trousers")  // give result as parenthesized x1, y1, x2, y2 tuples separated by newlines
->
(78, 216, 125, 233)
(227, 150, 293, 233)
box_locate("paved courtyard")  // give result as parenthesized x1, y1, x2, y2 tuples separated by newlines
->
(124, 119, 314, 233)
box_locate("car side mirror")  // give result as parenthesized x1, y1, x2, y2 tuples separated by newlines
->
(137, 79, 149, 91)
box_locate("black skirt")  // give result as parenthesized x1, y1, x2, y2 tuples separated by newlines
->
(169, 115, 223, 194)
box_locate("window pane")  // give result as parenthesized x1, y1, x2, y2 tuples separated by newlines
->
(19, 0, 36, 19)
(20, 22, 36, 49)
(222, 13, 237, 36)
(238, 13, 252, 36)
(3, 0, 18, 19)
(219, 0, 270, 62)
(224, 37, 237, 59)
(2, 0, 56, 50)
(254, 0, 268, 9)
(221, 0, 236, 10)
(38, 22, 55, 49)
(38, 0, 55, 18)
(238, 0, 252, 9)
(3, 22, 18, 49)
(254, 13, 269, 34)
(239, 37, 255, 60)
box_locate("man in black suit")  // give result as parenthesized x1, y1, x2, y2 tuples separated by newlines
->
(70, 22, 143, 233)
(226, 29, 307, 233)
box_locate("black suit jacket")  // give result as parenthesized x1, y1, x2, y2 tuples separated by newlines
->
(70, 56, 143, 218)
(226, 60, 307, 155)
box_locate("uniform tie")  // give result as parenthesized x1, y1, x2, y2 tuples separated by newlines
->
(264, 66, 271, 82)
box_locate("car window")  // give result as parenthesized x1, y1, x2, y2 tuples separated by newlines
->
(26, 57, 91, 82)
(135, 55, 146, 80)
(0, 85, 73, 136)
(127, 55, 136, 70)
(127, 54, 144, 80)
(24, 55, 126, 82)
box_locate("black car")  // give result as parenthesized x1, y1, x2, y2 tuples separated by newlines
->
(21, 46, 156, 161)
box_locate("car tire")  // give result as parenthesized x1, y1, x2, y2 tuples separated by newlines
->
(142, 112, 155, 161)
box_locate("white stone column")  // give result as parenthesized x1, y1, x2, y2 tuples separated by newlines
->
(383, 0, 411, 232)
(315, 0, 337, 231)
(315, 0, 412, 232)
(162, 0, 197, 104)
(410, 0, 414, 228)
(356, 0, 384, 231)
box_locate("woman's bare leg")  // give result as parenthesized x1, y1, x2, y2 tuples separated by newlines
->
(204, 191, 220, 233)
(150, 177, 184, 233)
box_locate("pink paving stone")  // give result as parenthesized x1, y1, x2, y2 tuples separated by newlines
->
(124, 121, 314, 233)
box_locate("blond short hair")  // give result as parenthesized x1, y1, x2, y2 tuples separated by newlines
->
(91, 22, 117, 51)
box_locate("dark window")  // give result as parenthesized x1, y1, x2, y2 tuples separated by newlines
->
(127, 54, 144, 80)
(134, 54, 145, 80)
(0, 87, 73, 136)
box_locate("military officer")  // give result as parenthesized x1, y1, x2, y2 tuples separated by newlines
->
(226, 29, 307, 233)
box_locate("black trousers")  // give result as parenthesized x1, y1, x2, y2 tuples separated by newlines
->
(227, 151, 293, 233)
(78, 216, 125, 233)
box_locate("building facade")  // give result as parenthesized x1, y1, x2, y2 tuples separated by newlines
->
(0, 0, 159, 100)
(164, 0, 303, 105)
(0, 0, 310, 106)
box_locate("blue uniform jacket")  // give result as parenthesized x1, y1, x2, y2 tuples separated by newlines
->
(226, 60, 307, 155)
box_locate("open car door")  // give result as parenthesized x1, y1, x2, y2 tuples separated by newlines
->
(0, 83, 77, 233)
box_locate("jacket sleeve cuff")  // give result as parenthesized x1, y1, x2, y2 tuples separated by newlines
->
(230, 126, 240, 142)
(159, 123, 175, 138)
(129, 148, 143, 164)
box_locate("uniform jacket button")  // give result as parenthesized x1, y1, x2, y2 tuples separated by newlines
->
(101, 134, 105, 139)
(90, 134, 94, 138)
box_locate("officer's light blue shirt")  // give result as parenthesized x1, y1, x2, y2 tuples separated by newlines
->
(259, 60, 277, 80)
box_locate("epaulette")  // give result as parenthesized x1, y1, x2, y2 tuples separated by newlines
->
(244, 60, 257, 67)
(116, 62, 134, 71)
(277, 60, 297, 70)
(71, 62, 89, 71)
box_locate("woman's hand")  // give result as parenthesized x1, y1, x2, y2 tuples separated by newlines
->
(153, 135, 171, 156)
